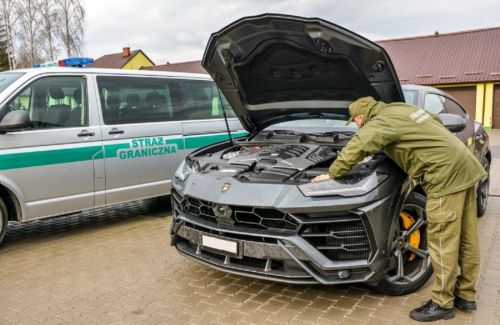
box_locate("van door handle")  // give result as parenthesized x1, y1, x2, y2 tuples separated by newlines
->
(77, 130, 95, 137)
(108, 128, 124, 135)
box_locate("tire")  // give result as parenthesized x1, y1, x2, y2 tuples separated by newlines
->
(0, 197, 8, 246)
(476, 158, 490, 217)
(374, 192, 433, 296)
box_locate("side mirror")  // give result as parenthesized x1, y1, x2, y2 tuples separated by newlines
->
(0, 110, 32, 133)
(438, 113, 467, 133)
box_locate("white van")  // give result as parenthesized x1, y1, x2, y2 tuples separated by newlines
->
(0, 67, 245, 244)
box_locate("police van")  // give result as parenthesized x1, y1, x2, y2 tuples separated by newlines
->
(0, 64, 245, 244)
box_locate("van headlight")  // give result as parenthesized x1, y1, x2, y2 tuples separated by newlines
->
(298, 172, 387, 197)
(174, 159, 198, 182)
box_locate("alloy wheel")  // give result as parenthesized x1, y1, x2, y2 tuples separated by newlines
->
(387, 202, 431, 285)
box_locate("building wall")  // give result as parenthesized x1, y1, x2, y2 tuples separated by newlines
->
(121, 52, 154, 70)
(493, 84, 500, 128)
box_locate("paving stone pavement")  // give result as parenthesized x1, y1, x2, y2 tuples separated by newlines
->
(0, 194, 499, 325)
(489, 129, 500, 195)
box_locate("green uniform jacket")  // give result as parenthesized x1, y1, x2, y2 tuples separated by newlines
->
(328, 100, 487, 198)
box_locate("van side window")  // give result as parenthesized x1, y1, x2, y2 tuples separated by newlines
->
(6, 76, 87, 128)
(97, 76, 235, 124)
(97, 76, 174, 124)
(175, 79, 235, 119)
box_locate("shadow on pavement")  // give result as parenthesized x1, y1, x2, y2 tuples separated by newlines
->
(3, 196, 172, 244)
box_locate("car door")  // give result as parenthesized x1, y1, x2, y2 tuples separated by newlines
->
(0, 73, 103, 220)
(96, 75, 185, 205)
(174, 78, 246, 154)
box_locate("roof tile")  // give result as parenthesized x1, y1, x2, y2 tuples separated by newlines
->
(90, 50, 140, 69)
(141, 60, 206, 74)
(377, 26, 500, 85)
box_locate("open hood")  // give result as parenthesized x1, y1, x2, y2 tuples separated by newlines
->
(202, 14, 404, 132)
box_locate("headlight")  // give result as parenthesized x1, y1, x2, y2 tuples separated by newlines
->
(298, 173, 387, 197)
(174, 159, 197, 182)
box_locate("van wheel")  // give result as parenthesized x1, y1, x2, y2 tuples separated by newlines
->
(477, 158, 490, 217)
(374, 192, 433, 296)
(0, 198, 8, 245)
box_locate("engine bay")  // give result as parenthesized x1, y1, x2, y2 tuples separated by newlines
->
(190, 130, 385, 184)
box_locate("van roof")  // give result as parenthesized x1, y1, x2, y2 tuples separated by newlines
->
(10, 67, 213, 80)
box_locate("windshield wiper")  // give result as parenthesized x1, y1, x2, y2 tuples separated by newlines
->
(305, 112, 349, 120)
(309, 130, 355, 137)
(265, 112, 349, 125)
(272, 129, 306, 136)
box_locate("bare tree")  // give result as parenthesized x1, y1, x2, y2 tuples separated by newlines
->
(0, 0, 17, 69)
(40, 0, 59, 61)
(0, 18, 10, 71)
(16, 0, 42, 67)
(0, 0, 86, 68)
(59, 0, 85, 57)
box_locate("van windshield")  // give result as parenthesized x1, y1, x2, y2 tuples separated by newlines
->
(0, 72, 24, 93)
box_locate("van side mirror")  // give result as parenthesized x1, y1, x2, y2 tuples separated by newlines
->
(438, 113, 467, 133)
(0, 110, 32, 133)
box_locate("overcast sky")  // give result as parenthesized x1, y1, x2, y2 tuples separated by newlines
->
(85, 0, 500, 65)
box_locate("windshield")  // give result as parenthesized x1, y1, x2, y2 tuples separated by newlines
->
(266, 118, 357, 133)
(0, 72, 24, 93)
(403, 89, 417, 105)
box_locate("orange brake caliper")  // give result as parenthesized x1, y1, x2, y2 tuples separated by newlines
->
(399, 211, 421, 261)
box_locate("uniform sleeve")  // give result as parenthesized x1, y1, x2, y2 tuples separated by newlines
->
(329, 119, 399, 178)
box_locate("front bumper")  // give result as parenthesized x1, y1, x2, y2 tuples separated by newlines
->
(170, 185, 397, 285)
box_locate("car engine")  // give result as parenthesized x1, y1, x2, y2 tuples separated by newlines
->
(189, 131, 384, 185)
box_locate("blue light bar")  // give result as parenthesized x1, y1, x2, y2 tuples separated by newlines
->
(33, 57, 94, 68)
(61, 57, 94, 67)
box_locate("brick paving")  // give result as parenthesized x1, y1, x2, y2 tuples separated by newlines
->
(0, 195, 499, 325)
(0, 133, 499, 325)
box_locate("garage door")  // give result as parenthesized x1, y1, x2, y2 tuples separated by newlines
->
(493, 85, 500, 129)
(440, 86, 476, 120)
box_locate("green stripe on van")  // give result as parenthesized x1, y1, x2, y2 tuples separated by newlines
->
(184, 132, 247, 149)
(0, 131, 248, 170)
(0, 146, 103, 170)
(104, 143, 131, 158)
(166, 137, 186, 150)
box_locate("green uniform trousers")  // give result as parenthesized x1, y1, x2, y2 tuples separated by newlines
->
(426, 186, 480, 308)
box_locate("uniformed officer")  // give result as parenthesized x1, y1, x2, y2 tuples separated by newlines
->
(313, 96, 486, 322)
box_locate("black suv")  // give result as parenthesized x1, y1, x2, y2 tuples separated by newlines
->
(170, 14, 490, 295)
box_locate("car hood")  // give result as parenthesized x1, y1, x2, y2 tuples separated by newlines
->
(202, 14, 404, 132)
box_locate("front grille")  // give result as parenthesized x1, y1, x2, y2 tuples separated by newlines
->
(173, 191, 298, 231)
(233, 206, 298, 230)
(301, 215, 371, 261)
(183, 196, 216, 220)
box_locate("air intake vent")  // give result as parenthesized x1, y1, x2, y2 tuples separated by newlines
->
(301, 216, 371, 261)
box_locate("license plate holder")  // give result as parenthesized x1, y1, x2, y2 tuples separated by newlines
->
(201, 234, 239, 257)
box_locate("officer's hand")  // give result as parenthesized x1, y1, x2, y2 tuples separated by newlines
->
(312, 174, 330, 182)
